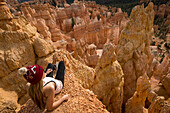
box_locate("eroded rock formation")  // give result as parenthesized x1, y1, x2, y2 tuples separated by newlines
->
(0, 0, 54, 105)
(92, 43, 124, 113)
(73, 38, 100, 67)
(152, 54, 169, 78)
(161, 73, 170, 96)
(125, 73, 150, 113)
(149, 54, 170, 99)
(117, 2, 155, 105)
(7, 0, 129, 68)
(126, 73, 170, 113)
(85, 44, 99, 67)
(20, 2, 61, 42)
(1, 1, 169, 113)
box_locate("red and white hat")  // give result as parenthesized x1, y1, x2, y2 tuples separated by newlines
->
(23, 65, 44, 85)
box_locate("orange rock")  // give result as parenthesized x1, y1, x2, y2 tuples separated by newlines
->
(85, 44, 99, 67)
(0, 1, 56, 109)
(0, 88, 20, 112)
(125, 73, 150, 113)
(117, 2, 155, 105)
(0, 0, 13, 20)
(126, 72, 170, 113)
(162, 73, 170, 95)
(92, 43, 124, 113)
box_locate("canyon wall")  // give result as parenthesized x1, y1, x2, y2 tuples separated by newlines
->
(0, 0, 55, 107)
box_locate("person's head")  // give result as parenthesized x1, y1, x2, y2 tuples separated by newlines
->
(18, 65, 46, 110)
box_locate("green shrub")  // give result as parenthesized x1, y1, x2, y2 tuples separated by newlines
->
(164, 43, 170, 49)
(90, 15, 92, 19)
(160, 53, 165, 63)
(88, 10, 93, 14)
(72, 17, 75, 29)
(97, 14, 100, 20)
(151, 41, 156, 46)
(160, 41, 164, 44)
(157, 44, 161, 50)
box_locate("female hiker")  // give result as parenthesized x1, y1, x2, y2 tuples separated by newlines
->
(18, 61, 69, 111)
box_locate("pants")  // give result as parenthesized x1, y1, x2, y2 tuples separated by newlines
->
(45, 61, 65, 86)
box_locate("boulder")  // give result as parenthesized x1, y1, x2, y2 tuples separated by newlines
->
(0, 0, 13, 20)
(33, 37, 54, 57)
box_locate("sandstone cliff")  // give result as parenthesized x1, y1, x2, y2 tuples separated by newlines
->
(117, 2, 155, 105)
(140, 0, 170, 67)
(0, 0, 53, 109)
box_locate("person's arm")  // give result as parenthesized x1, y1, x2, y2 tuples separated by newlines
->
(46, 86, 69, 111)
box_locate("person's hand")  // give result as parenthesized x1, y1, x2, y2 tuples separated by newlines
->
(62, 94, 69, 101)
(46, 69, 53, 75)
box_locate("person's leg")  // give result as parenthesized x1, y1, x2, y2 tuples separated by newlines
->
(55, 61, 65, 86)
(45, 63, 54, 78)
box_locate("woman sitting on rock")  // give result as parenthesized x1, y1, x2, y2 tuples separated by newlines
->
(18, 61, 69, 111)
